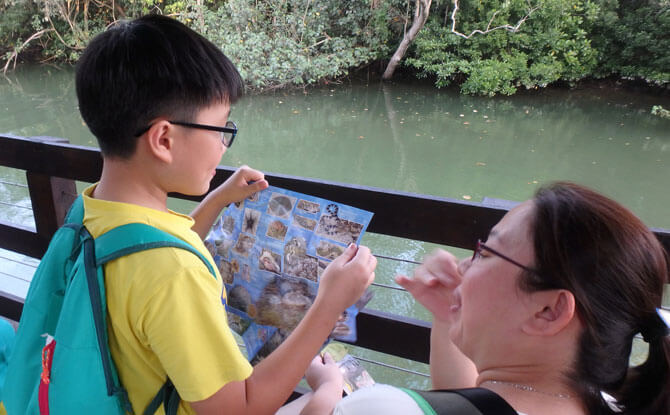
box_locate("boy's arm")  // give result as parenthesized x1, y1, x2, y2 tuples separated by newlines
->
(297, 353, 344, 415)
(190, 165, 268, 239)
(189, 244, 376, 415)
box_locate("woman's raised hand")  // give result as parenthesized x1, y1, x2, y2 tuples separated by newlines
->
(395, 249, 462, 322)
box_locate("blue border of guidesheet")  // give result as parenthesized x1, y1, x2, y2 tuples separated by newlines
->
(205, 185, 373, 362)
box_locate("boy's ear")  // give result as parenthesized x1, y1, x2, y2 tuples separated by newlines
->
(144, 120, 174, 163)
(521, 289, 576, 337)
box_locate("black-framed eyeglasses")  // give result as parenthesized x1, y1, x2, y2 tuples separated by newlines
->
(471, 239, 538, 274)
(134, 120, 238, 148)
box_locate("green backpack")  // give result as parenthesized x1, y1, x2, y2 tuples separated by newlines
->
(404, 388, 518, 415)
(4, 196, 216, 415)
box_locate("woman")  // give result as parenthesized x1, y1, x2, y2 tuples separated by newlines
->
(292, 182, 670, 415)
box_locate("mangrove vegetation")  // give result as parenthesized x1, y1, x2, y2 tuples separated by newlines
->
(0, 0, 668, 96)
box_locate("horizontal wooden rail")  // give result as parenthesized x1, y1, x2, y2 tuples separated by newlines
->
(1, 134, 669, 367)
(3, 135, 668, 254)
(0, 135, 510, 251)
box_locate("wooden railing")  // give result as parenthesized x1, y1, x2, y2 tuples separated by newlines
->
(1, 134, 669, 366)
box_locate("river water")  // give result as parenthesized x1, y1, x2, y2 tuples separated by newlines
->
(1, 65, 669, 387)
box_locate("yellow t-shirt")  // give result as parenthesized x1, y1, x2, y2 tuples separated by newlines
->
(82, 185, 252, 414)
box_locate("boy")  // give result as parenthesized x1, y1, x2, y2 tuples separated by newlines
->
(75, 14, 377, 415)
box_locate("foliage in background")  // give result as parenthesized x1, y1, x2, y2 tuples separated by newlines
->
(404, 0, 668, 95)
(589, 0, 669, 85)
(0, 0, 399, 90)
(0, 0, 669, 95)
(406, 0, 601, 95)
(186, 0, 396, 89)
(652, 105, 670, 120)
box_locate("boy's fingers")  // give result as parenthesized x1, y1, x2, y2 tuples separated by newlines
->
(251, 179, 269, 192)
(238, 165, 264, 180)
(368, 254, 378, 271)
(350, 244, 371, 265)
(322, 352, 335, 364)
(368, 271, 376, 286)
(333, 243, 358, 265)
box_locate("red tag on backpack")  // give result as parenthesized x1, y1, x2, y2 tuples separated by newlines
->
(39, 340, 56, 415)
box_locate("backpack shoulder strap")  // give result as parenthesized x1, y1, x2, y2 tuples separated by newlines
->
(60, 196, 215, 277)
(64, 194, 85, 224)
(88, 222, 216, 415)
(405, 388, 518, 415)
(448, 388, 518, 415)
(94, 222, 217, 278)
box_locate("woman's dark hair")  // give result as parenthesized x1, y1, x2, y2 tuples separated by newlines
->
(76, 14, 243, 158)
(524, 182, 669, 415)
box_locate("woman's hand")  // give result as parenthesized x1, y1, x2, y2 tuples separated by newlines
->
(395, 249, 462, 322)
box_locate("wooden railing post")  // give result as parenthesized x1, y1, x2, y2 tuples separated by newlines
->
(25, 137, 78, 243)
(26, 173, 77, 239)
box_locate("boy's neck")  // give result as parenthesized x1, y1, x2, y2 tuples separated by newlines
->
(93, 157, 170, 212)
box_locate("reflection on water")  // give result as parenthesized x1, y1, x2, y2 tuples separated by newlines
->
(1, 65, 668, 388)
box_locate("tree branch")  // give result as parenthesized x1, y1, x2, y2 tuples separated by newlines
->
(450, 0, 540, 39)
(3, 29, 55, 74)
(382, 0, 432, 80)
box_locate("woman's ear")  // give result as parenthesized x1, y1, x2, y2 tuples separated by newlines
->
(143, 120, 174, 163)
(521, 289, 576, 336)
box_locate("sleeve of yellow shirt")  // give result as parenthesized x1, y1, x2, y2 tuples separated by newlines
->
(139, 264, 253, 402)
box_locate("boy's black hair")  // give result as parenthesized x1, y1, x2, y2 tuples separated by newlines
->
(76, 14, 244, 158)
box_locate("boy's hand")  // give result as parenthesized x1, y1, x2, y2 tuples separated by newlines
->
(305, 353, 343, 392)
(214, 165, 269, 205)
(395, 249, 461, 322)
(314, 244, 376, 318)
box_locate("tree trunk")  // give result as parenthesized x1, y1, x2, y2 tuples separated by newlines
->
(382, 0, 432, 81)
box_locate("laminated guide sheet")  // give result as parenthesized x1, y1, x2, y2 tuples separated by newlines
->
(205, 185, 374, 363)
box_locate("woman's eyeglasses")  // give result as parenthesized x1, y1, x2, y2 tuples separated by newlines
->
(471, 239, 538, 274)
(135, 120, 238, 148)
